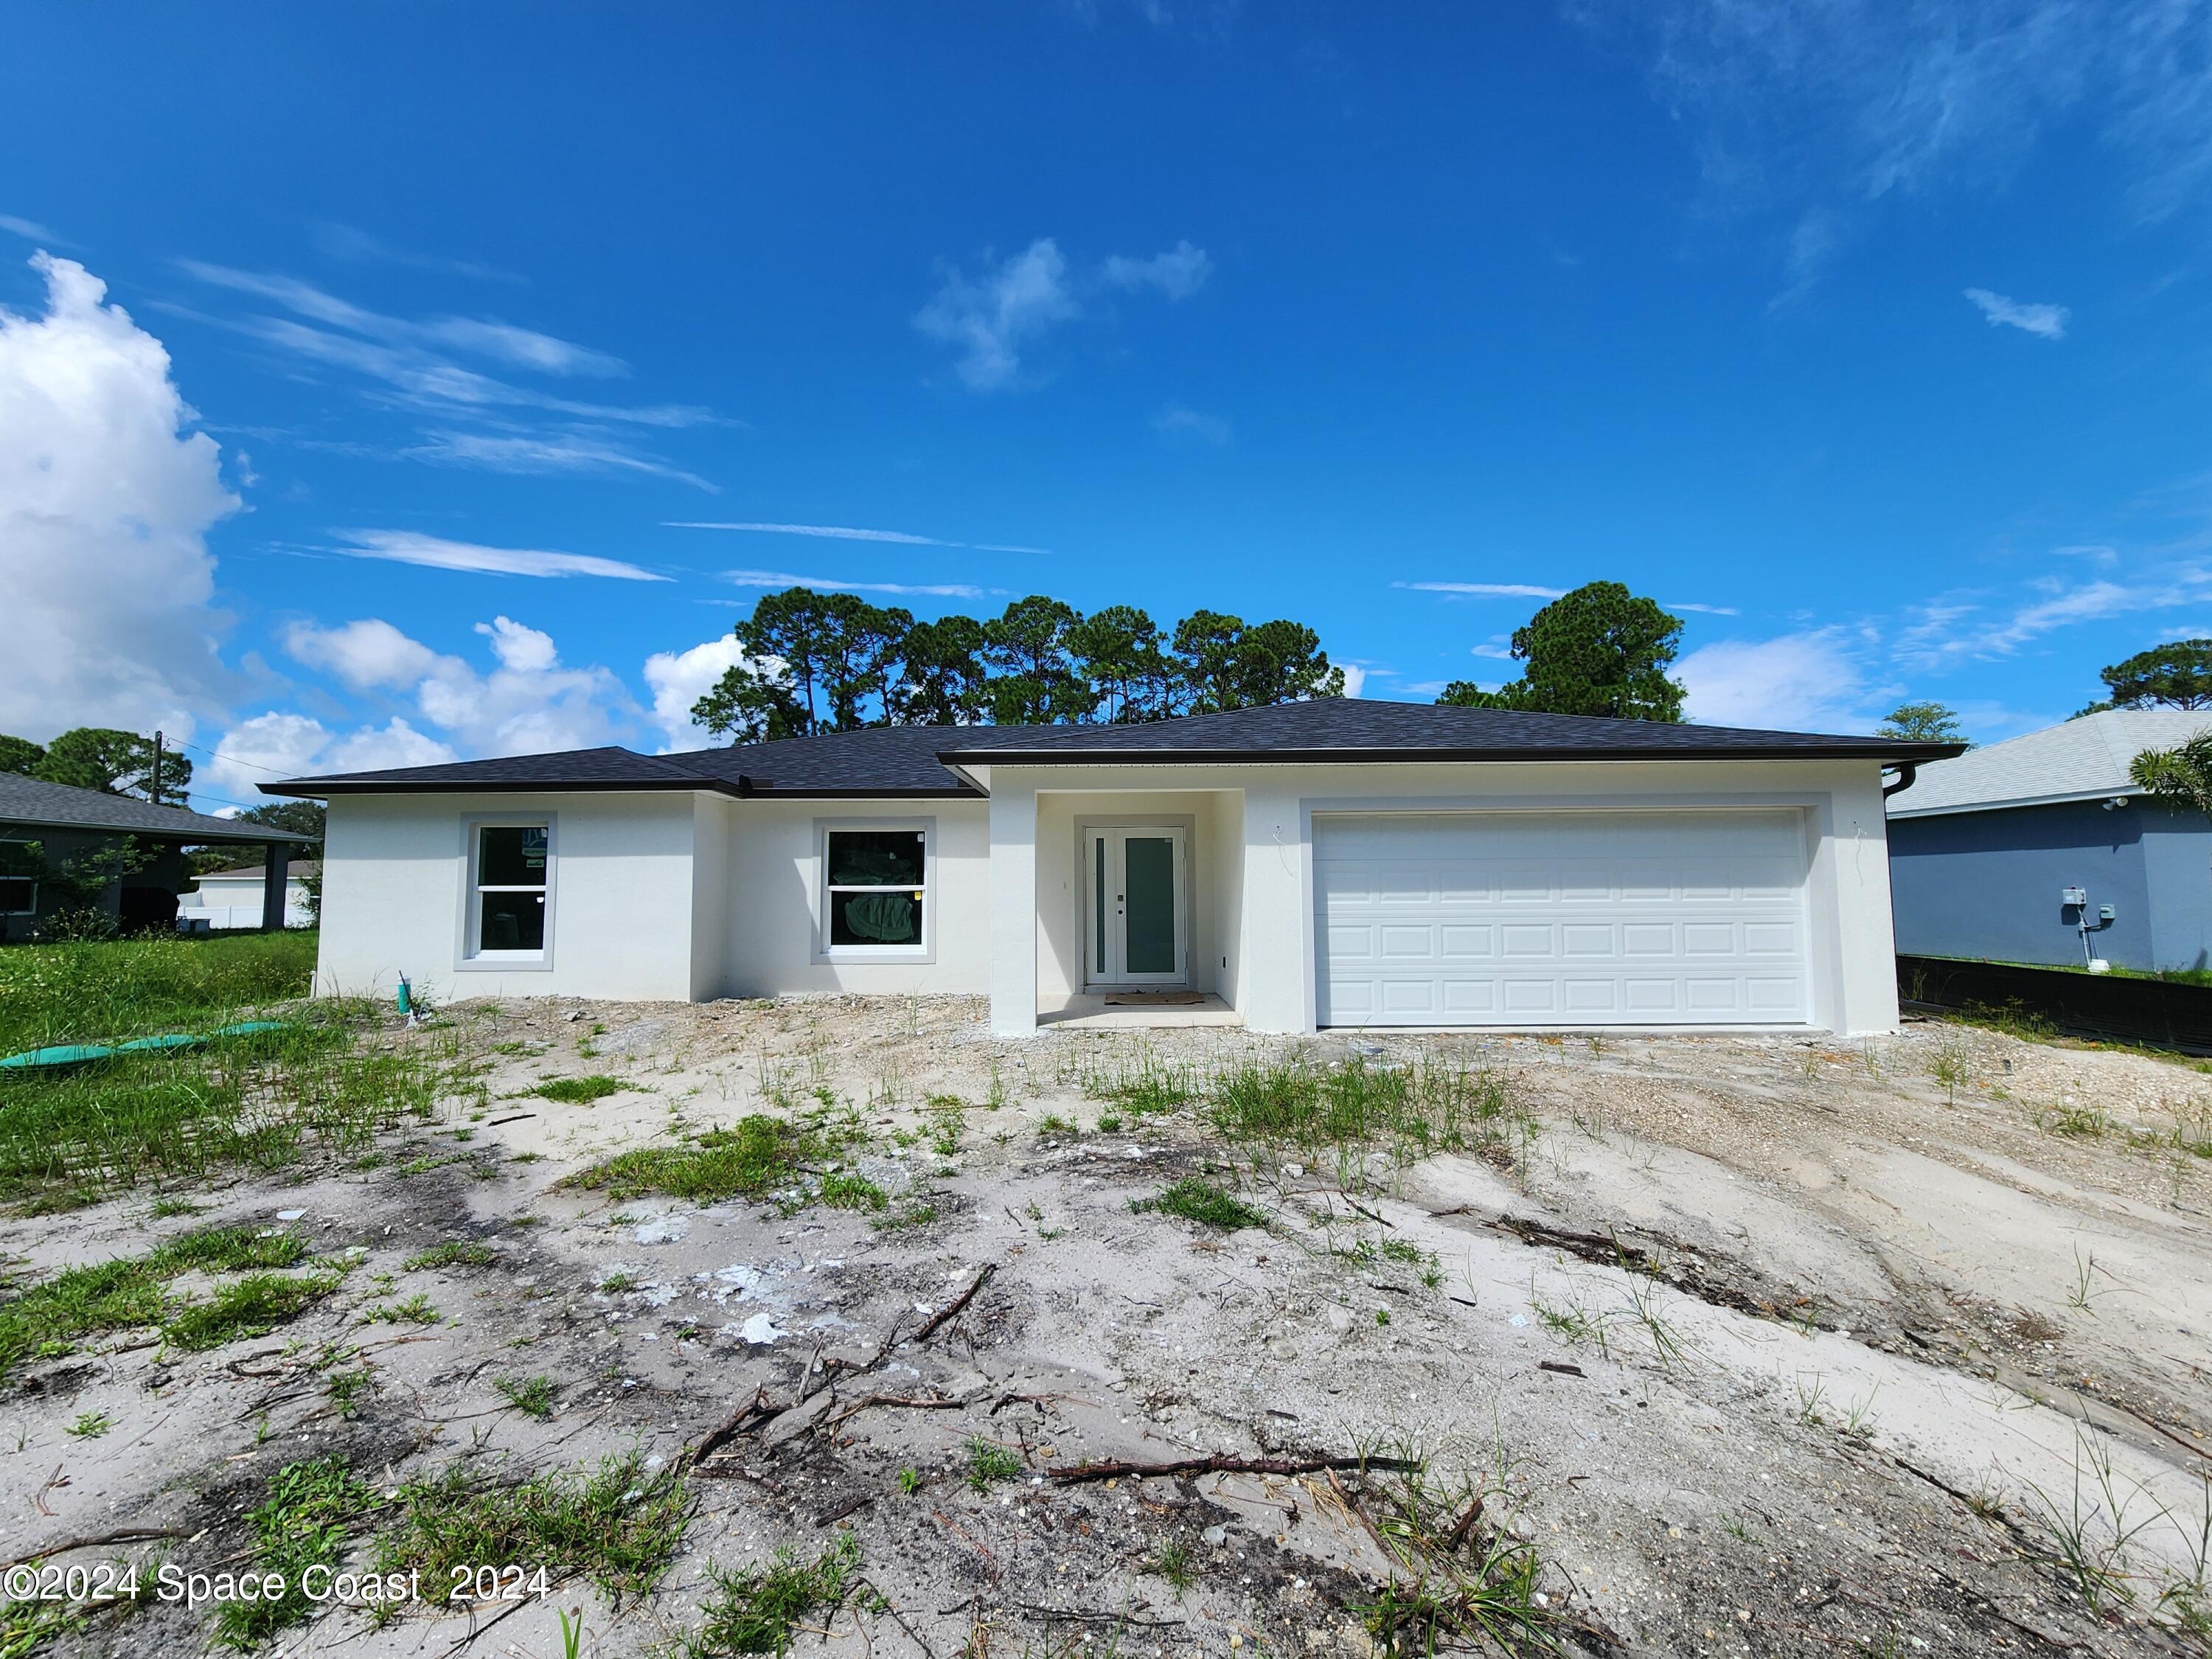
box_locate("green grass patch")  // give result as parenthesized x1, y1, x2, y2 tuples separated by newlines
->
(0, 930, 319, 1054)
(1208, 1054, 1520, 1164)
(0, 1224, 333, 1379)
(568, 1111, 874, 1217)
(1132, 1179, 1267, 1231)
(1081, 1051, 1201, 1116)
(965, 1439, 1024, 1491)
(532, 1074, 629, 1104)
(373, 1451, 691, 1606)
(403, 1240, 495, 1271)
(162, 1269, 344, 1352)
(496, 1374, 557, 1419)
(216, 1456, 372, 1649)
(676, 1531, 860, 1657)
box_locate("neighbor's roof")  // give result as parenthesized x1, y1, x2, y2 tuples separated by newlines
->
(194, 860, 322, 881)
(0, 773, 317, 843)
(1885, 706, 2212, 818)
(265, 698, 1956, 801)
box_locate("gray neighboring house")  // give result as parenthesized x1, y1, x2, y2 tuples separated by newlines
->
(1885, 708, 2212, 973)
(0, 773, 316, 944)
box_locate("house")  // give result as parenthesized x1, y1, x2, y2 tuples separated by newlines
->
(1885, 707, 2212, 974)
(263, 698, 1953, 1036)
(0, 773, 317, 942)
(178, 860, 319, 931)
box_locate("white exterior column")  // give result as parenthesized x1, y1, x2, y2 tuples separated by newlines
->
(988, 777, 1040, 1037)
(1238, 782, 1313, 1033)
(1823, 766, 1904, 1035)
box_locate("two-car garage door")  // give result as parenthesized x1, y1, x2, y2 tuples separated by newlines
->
(1314, 810, 1810, 1028)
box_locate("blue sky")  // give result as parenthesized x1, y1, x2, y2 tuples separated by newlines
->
(5, 1, 2212, 812)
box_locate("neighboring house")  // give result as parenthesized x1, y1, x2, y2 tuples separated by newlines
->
(265, 698, 1952, 1036)
(1885, 707, 2212, 975)
(179, 861, 319, 931)
(0, 773, 317, 943)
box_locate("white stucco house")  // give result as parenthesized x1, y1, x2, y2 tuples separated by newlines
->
(264, 698, 1955, 1037)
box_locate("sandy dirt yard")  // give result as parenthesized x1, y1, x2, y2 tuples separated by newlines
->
(3, 995, 2210, 1658)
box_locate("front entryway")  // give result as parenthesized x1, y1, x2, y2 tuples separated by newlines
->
(1085, 827, 1186, 986)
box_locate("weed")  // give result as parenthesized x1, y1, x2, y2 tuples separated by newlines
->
(2067, 1245, 2099, 1312)
(599, 1271, 636, 1294)
(164, 1269, 344, 1351)
(497, 1374, 557, 1419)
(569, 1112, 863, 1213)
(148, 1197, 206, 1218)
(1208, 1054, 1523, 1180)
(533, 1074, 628, 1105)
(361, 1293, 440, 1326)
(65, 1410, 111, 1438)
(1356, 1433, 1555, 1653)
(1130, 1179, 1266, 1231)
(676, 1531, 859, 1657)
(816, 1171, 888, 1213)
(1037, 1112, 1078, 1138)
(321, 1356, 376, 1418)
(2017, 1430, 2171, 1615)
(897, 1467, 922, 1496)
(927, 1100, 965, 1156)
(404, 1240, 495, 1271)
(1721, 1512, 1759, 1545)
(215, 1455, 372, 1648)
(1794, 1374, 1829, 1427)
(2043, 1101, 2110, 1138)
(876, 1201, 937, 1231)
(1147, 1536, 1195, 1592)
(375, 1451, 692, 1606)
(966, 1439, 1024, 1491)
(1083, 1051, 1200, 1116)
(1929, 1040, 1972, 1106)
(1095, 1113, 1122, 1133)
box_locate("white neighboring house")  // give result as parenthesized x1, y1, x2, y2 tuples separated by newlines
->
(179, 861, 318, 931)
(263, 698, 1954, 1037)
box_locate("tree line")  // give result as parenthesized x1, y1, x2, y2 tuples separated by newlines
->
(691, 587, 1346, 740)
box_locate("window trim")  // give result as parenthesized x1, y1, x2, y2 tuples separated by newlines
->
(813, 816, 936, 964)
(0, 875, 35, 917)
(455, 815, 557, 972)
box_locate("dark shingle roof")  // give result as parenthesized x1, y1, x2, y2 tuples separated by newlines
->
(266, 699, 1958, 800)
(0, 773, 317, 842)
(936, 699, 1962, 765)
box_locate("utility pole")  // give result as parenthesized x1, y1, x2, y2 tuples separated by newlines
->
(150, 731, 164, 807)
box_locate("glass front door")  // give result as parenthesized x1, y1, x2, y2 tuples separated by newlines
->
(1088, 827, 1186, 985)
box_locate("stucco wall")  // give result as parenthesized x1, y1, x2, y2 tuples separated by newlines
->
(1032, 789, 1240, 1001)
(987, 757, 1899, 1037)
(715, 796, 990, 999)
(1887, 797, 2207, 973)
(317, 791, 706, 1003)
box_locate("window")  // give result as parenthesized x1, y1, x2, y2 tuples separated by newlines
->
(0, 877, 34, 916)
(823, 827, 927, 951)
(472, 824, 549, 956)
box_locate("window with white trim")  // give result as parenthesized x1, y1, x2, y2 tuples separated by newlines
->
(822, 827, 927, 951)
(471, 824, 549, 956)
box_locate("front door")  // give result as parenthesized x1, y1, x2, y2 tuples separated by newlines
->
(1088, 827, 1186, 986)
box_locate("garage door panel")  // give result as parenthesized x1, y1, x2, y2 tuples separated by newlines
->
(1315, 811, 1808, 1028)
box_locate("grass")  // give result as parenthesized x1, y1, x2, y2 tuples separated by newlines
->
(1131, 1178, 1267, 1231)
(965, 1438, 1025, 1491)
(1206, 1054, 1523, 1175)
(1147, 1536, 1196, 1593)
(0, 1224, 334, 1379)
(1355, 1437, 1555, 1654)
(65, 1409, 111, 1438)
(568, 1110, 874, 1215)
(675, 1532, 860, 1657)
(532, 1074, 629, 1104)
(1080, 1050, 1202, 1116)
(216, 1455, 372, 1648)
(404, 1240, 495, 1271)
(0, 933, 453, 1209)
(497, 1373, 557, 1419)
(373, 1450, 692, 1607)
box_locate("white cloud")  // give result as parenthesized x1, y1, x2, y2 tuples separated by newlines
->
(1337, 663, 1367, 699)
(722, 568, 990, 599)
(204, 711, 458, 798)
(1666, 600, 1742, 616)
(1395, 581, 1567, 599)
(1103, 240, 1214, 299)
(1964, 287, 2068, 339)
(914, 237, 1212, 391)
(914, 239, 1080, 392)
(273, 613, 640, 760)
(279, 619, 440, 691)
(307, 223, 521, 285)
(1153, 404, 1231, 445)
(0, 215, 66, 244)
(178, 261, 624, 375)
(643, 634, 754, 751)
(403, 431, 714, 490)
(1677, 630, 1874, 731)
(0, 253, 240, 743)
(1470, 639, 1517, 659)
(668, 521, 957, 546)
(331, 529, 668, 582)
(1897, 572, 2212, 664)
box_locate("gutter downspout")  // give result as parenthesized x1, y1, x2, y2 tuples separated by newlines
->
(1881, 763, 1918, 799)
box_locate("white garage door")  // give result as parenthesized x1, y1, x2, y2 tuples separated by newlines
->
(1314, 810, 1810, 1028)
